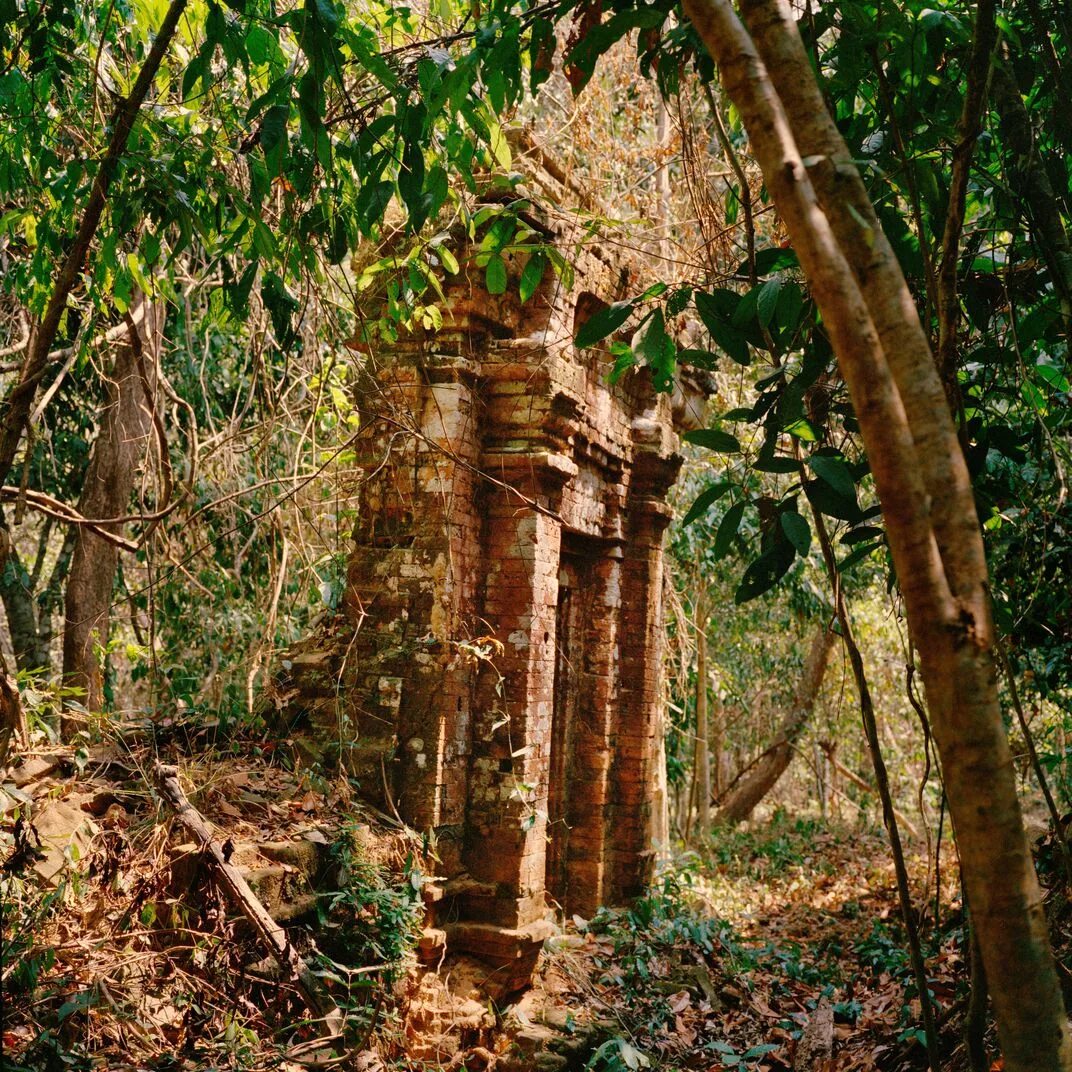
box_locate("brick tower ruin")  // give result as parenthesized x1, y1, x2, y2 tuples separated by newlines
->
(274, 159, 700, 988)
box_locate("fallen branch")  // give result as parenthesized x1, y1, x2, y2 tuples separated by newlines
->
(153, 762, 346, 1040)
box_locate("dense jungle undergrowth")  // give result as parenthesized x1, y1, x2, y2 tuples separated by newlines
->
(2, 0, 1072, 1068)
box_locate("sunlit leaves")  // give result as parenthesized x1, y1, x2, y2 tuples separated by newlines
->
(632, 309, 677, 391)
(519, 251, 547, 303)
(485, 254, 508, 295)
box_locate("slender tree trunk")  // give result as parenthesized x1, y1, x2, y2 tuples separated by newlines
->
(61, 300, 161, 734)
(716, 622, 834, 824)
(678, 1, 1072, 1066)
(711, 680, 725, 798)
(693, 597, 712, 837)
(0, 520, 76, 675)
(0, 526, 49, 671)
(936, 0, 998, 389)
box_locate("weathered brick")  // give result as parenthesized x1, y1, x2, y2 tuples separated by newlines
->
(269, 172, 708, 983)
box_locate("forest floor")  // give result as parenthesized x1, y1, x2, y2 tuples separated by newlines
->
(0, 735, 1048, 1071)
(494, 816, 975, 1072)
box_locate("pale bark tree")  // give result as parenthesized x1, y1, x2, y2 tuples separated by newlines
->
(678, 0, 1072, 1066)
(692, 596, 711, 835)
(0, 521, 75, 673)
(61, 300, 163, 735)
(715, 622, 834, 825)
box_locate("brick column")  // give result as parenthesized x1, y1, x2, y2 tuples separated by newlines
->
(343, 354, 482, 840)
(452, 452, 574, 967)
(607, 463, 677, 902)
(554, 542, 621, 918)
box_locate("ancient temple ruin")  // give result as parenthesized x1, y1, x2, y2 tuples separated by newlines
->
(275, 161, 698, 987)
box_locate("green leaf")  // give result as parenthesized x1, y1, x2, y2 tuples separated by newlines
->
(259, 103, 289, 156)
(809, 454, 857, 502)
(519, 251, 546, 303)
(437, 246, 459, 274)
(355, 179, 394, 235)
(754, 453, 800, 474)
(783, 418, 817, 441)
(781, 511, 812, 556)
(775, 281, 805, 335)
(695, 290, 750, 365)
(735, 541, 796, 603)
(841, 524, 884, 545)
(486, 255, 508, 295)
(743, 1044, 780, 1059)
(486, 118, 512, 169)
(714, 500, 747, 560)
(741, 246, 798, 276)
(682, 482, 733, 526)
(838, 539, 883, 572)
(632, 309, 676, 391)
(804, 479, 862, 522)
(683, 428, 740, 453)
(576, 300, 634, 347)
(756, 277, 782, 329)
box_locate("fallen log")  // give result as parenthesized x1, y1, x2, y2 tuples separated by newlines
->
(153, 761, 346, 1040)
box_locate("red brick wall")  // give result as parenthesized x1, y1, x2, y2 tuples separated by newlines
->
(278, 204, 687, 975)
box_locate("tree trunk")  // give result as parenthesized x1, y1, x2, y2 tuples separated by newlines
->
(693, 602, 711, 836)
(0, 0, 187, 490)
(679, 1, 1072, 1067)
(716, 622, 834, 825)
(61, 300, 161, 734)
(0, 527, 49, 672)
